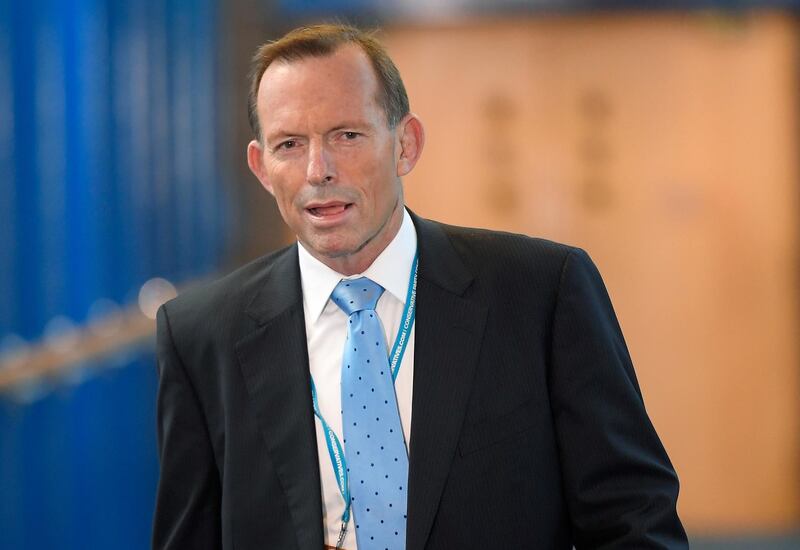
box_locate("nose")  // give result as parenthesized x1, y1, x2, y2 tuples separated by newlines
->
(306, 140, 334, 186)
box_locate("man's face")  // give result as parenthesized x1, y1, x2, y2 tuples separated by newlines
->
(247, 45, 421, 274)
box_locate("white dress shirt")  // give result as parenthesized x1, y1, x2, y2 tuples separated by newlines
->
(298, 209, 417, 550)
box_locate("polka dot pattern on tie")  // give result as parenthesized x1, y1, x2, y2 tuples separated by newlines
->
(332, 277, 408, 550)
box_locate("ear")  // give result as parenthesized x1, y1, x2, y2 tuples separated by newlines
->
(247, 139, 274, 195)
(395, 113, 425, 177)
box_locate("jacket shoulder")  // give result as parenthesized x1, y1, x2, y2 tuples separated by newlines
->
(434, 221, 580, 284)
(159, 244, 296, 341)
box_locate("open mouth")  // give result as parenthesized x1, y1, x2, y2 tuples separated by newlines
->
(307, 203, 353, 217)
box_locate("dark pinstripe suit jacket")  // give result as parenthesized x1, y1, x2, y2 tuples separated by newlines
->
(152, 212, 688, 549)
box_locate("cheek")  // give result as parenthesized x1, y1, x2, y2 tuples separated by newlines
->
(264, 165, 302, 206)
(355, 152, 398, 197)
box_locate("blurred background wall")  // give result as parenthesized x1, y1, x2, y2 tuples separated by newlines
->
(2, 0, 799, 548)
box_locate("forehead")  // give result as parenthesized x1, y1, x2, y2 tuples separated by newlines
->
(257, 45, 383, 133)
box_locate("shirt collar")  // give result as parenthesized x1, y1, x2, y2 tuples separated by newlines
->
(298, 208, 417, 324)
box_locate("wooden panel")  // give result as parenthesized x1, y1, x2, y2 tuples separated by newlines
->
(384, 12, 800, 532)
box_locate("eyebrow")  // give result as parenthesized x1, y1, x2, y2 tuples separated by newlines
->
(266, 121, 376, 143)
(326, 120, 377, 135)
(265, 131, 300, 144)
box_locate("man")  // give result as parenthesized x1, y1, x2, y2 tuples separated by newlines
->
(153, 24, 687, 550)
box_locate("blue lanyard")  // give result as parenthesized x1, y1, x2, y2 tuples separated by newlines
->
(310, 377, 351, 534)
(389, 253, 418, 382)
(309, 252, 418, 547)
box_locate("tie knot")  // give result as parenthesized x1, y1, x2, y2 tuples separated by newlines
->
(331, 277, 384, 315)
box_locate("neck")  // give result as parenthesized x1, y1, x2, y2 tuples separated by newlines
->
(320, 200, 405, 276)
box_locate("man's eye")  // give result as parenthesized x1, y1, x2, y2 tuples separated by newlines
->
(279, 140, 297, 150)
(343, 132, 359, 140)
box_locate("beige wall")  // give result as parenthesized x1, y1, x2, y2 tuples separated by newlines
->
(385, 12, 800, 533)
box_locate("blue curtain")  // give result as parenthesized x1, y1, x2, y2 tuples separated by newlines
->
(0, 0, 228, 547)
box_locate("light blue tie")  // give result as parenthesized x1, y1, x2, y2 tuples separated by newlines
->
(332, 277, 408, 550)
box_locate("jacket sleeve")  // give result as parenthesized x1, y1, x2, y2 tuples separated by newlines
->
(549, 248, 688, 549)
(152, 304, 222, 549)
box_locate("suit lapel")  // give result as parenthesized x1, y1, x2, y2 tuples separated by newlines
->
(235, 245, 324, 550)
(406, 215, 488, 550)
